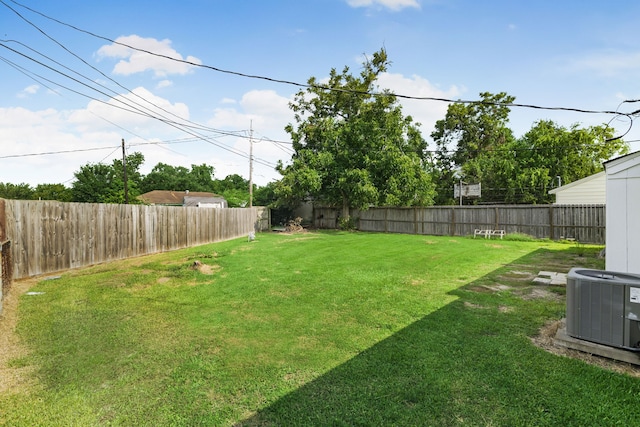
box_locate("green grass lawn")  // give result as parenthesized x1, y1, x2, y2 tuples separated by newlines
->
(2, 231, 639, 426)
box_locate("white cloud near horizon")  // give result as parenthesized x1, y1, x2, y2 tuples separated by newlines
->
(96, 35, 202, 77)
(346, 0, 420, 11)
(1, 72, 462, 186)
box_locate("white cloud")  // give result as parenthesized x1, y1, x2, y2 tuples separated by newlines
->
(67, 86, 190, 133)
(206, 90, 295, 184)
(0, 87, 200, 186)
(17, 84, 40, 98)
(0, 107, 121, 185)
(0, 74, 462, 187)
(156, 79, 173, 89)
(96, 35, 202, 77)
(208, 90, 292, 131)
(346, 0, 420, 11)
(378, 72, 462, 137)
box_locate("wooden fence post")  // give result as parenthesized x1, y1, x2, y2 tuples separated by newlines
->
(549, 205, 554, 240)
(385, 208, 389, 233)
(0, 198, 9, 314)
(451, 207, 456, 236)
(0, 198, 5, 243)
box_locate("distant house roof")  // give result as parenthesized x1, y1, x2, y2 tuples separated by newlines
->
(548, 172, 606, 205)
(138, 190, 225, 206)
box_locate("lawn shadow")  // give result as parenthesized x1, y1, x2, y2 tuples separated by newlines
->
(235, 247, 613, 426)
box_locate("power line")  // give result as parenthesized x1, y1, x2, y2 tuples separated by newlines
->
(2, 0, 634, 175)
(0, 40, 277, 168)
(0, 0, 240, 137)
(5, 0, 636, 120)
(0, 145, 120, 159)
(1, 1, 281, 168)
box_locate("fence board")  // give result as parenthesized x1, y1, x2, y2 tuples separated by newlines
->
(314, 205, 605, 244)
(0, 200, 267, 281)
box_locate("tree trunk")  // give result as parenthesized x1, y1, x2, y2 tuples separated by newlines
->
(342, 198, 350, 222)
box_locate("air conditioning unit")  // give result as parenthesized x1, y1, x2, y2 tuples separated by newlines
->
(566, 268, 640, 351)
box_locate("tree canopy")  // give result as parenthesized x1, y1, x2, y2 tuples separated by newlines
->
(72, 152, 144, 204)
(430, 92, 516, 204)
(140, 163, 215, 194)
(430, 93, 629, 204)
(276, 48, 435, 218)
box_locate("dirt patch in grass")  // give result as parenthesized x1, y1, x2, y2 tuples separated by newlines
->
(498, 270, 536, 281)
(191, 261, 221, 275)
(464, 302, 488, 310)
(469, 284, 512, 293)
(485, 244, 505, 249)
(520, 287, 562, 301)
(532, 320, 640, 378)
(0, 278, 40, 394)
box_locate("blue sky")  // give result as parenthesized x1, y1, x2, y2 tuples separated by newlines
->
(2, 0, 640, 187)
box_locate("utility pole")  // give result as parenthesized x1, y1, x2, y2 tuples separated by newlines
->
(122, 138, 129, 204)
(249, 120, 253, 208)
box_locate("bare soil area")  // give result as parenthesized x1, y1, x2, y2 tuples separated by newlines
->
(531, 319, 640, 378)
(0, 278, 39, 394)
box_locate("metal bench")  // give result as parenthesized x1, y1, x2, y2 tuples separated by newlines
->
(474, 229, 505, 239)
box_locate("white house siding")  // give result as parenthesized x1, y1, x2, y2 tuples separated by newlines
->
(605, 152, 640, 274)
(549, 172, 606, 205)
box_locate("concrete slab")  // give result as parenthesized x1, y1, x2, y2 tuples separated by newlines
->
(538, 271, 556, 277)
(550, 274, 567, 286)
(554, 323, 640, 366)
(535, 271, 567, 286)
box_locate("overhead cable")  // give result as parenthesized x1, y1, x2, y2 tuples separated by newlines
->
(4, 0, 635, 119)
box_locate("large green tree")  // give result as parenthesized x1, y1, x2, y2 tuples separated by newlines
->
(0, 182, 34, 200)
(509, 120, 626, 203)
(34, 184, 73, 202)
(140, 163, 216, 193)
(212, 174, 251, 207)
(462, 120, 629, 204)
(0, 182, 72, 202)
(276, 49, 434, 218)
(431, 92, 515, 204)
(430, 92, 629, 204)
(72, 152, 144, 203)
(439, 119, 628, 204)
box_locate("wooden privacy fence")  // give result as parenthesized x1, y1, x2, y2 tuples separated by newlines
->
(314, 205, 606, 244)
(0, 199, 269, 283)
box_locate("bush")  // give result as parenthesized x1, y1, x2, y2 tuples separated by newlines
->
(338, 216, 357, 231)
